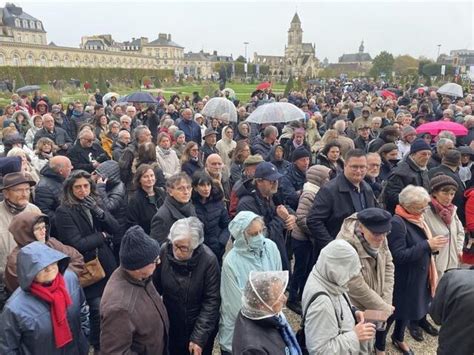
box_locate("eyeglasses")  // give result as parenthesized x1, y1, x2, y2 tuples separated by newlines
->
(173, 185, 192, 192)
(172, 244, 192, 253)
(154, 256, 161, 264)
(368, 163, 381, 168)
(245, 227, 267, 238)
(81, 138, 94, 143)
(9, 187, 31, 194)
(348, 165, 367, 171)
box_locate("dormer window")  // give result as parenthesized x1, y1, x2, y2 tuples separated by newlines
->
(15, 19, 20, 27)
(29, 21, 34, 29)
(36, 22, 42, 30)
(22, 20, 28, 28)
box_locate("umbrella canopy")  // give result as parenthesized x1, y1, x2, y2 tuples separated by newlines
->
(416, 121, 468, 136)
(246, 102, 305, 124)
(16, 85, 41, 94)
(102, 92, 120, 105)
(119, 92, 157, 104)
(222, 88, 236, 98)
(256, 81, 272, 90)
(381, 89, 398, 100)
(437, 83, 463, 98)
(201, 97, 237, 122)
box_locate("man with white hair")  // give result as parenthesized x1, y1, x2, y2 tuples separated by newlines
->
(178, 108, 201, 144)
(428, 138, 454, 170)
(68, 129, 108, 172)
(119, 115, 132, 132)
(461, 115, 474, 146)
(33, 114, 72, 153)
(125, 105, 142, 130)
(334, 120, 355, 158)
(112, 130, 131, 161)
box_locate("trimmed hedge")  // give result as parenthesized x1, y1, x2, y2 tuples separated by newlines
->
(0, 66, 175, 87)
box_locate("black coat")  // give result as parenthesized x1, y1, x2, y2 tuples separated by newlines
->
(232, 313, 290, 355)
(430, 268, 474, 355)
(111, 140, 127, 162)
(192, 188, 230, 264)
(150, 196, 196, 244)
(387, 215, 432, 320)
(279, 163, 306, 210)
(306, 174, 377, 263)
(200, 144, 219, 162)
(383, 157, 430, 214)
(283, 140, 311, 161)
(251, 136, 273, 161)
(428, 164, 466, 225)
(55, 204, 118, 299)
(181, 159, 203, 178)
(143, 113, 160, 141)
(154, 243, 220, 355)
(126, 187, 165, 235)
(237, 180, 289, 270)
(33, 165, 64, 237)
(33, 127, 72, 150)
(68, 141, 109, 172)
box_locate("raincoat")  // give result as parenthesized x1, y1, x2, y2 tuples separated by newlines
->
(218, 211, 282, 352)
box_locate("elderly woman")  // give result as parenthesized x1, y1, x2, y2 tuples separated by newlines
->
(150, 172, 196, 244)
(31, 137, 55, 172)
(387, 185, 447, 353)
(336, 208, 395, 354)
(154, 217, 220, 355)
(55, 170, 119, 351)
(7, 147, 40, 183)
(0, 242, 89, 354)
(232, 271, 302, 355)
(424, 175, 464, 276)
(316, 141, 344, 176)
(155, 132, 180, 178)
(4, 212, 84, 293)
(219, 211, 282, 354)
(25, 114, 43, 149)
(192, 171, 230, 265)
(302, 240, 376, 354)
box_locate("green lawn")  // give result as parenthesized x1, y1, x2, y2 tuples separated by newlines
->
(0, 82, 286, 107)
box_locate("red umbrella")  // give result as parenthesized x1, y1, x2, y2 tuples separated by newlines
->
(381, 89, 397, 100)
(416, 121, 468, 136)
(256, 81, 272, 90)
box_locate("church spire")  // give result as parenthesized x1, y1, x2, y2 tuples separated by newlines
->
(359, 40, 365, 53)
(291, 12, 301, 24)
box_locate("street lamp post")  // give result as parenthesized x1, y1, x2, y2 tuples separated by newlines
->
(437, 44, 441, 60)
(244, 41, 249, 76)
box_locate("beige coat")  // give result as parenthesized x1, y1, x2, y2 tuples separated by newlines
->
(336, 213, 394, 315)
(0, 202, 41, 280)
(216, 136, 236, 169)
(424, 205, 464, 277)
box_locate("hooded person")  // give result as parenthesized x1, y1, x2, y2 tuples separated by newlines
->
(4, 212, 85, 293)
(302, 239, 376, 355)
(0, 242, 89, 354)
(12, 110, 32, 136)
(218, 211, 282, 354)
(232, 271, 302, 355)
(269, 144, 291, 174)
(216, 125, 237, 169)
(100, 226, 169, 355)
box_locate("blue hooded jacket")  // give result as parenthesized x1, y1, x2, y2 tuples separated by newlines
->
(218, 211, 282, 352)
(0, 242, 89, 355)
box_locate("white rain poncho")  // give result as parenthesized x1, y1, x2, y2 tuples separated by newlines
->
(241, 270, 289, 320)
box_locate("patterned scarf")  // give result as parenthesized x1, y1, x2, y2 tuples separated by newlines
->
(430, 197, 455, 226)
(395, 205, 438, 296)
(275, 313, 302, 355)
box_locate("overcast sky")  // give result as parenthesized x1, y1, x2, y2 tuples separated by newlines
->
(13, 0, 473, 62)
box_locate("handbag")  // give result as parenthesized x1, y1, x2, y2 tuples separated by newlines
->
(79, 249, 106, 288)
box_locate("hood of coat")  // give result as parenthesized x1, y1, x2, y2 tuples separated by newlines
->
(12, 110, 32, 126)
(237, 121, 249, 138)
(9, 211, 50, 247)
(306, 164, 331, 187)
(313, 239, 361, 295)
(229, 210, 260, 252)
(95, 160, 121, 185)
(17, 241, 70, 291)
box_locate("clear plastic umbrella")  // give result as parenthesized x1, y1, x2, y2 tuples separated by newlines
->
(102, 92, 120, 105)
(246, 102, 305, 124)
(222, 88, 236, 98)
(437, 83, 463, 98)
(201, 97, 237, 122)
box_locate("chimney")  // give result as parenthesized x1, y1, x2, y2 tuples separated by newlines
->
(168, 34, 171, 41)
(159, 33, 167, 40)
(213, 50, 217, 56)
(141, 37, 148, 44)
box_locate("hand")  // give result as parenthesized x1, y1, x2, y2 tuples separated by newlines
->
(276, 205, 289, 220)
(61, 144, 68, 150)
(92, 160, 100, 168)
(97, 177, 107, 185)
(285, 215, 297, 231)
(188, 342, 202, 355)
(428, 235, 448, 252)
(82, 196, 105, 218)
(354, 320, 376, 341)
(355, 310, 364, 323)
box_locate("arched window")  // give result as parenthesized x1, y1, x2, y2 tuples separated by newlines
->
(63, 56, 70, 67)
(12, 54, 21, 66)
(36, 22, 42, 30)
(29, 20, 35, 29)
(75, 57, 80, 67)
(15, 19, 20, 27)
(22, 20, 28, 28)
(52, 55, 59, 66)
(26, 54, 34, 65)
(40, 55, 48, 66)
(0, 53, 5, 65)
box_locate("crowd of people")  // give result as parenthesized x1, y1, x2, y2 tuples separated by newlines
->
(0, 79, 473, 355)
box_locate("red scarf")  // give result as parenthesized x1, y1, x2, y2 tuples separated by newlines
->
(430, 197, 455, 226)
(29, 273, 73, 348)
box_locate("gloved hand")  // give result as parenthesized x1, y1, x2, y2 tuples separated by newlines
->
(81, 196, 105, 218)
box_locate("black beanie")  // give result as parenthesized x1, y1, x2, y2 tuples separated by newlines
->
(292, 147, 311, 162)
(120, 225, 160, 270)
(410, 138, 431, 155)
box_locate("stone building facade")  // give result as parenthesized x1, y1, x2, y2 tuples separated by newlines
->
(253, 13, 319, 79)
(0, 3, 227, 78)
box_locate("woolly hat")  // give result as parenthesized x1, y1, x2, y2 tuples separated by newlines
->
(409, 138, 431, 155)
(292, 147, 311, 162)
(243, 154, 264, 167)
(174, 130, 185, 139)
(430, 174, 458, 193)
(402, 126, 416, 138)
(442, 149, 461, 167)
(120, 226, 160, 270)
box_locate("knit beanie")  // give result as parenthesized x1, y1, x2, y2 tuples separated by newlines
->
(292, 147, 311, 162)
(430, 174, 458, 193)
(120, 226, 160, 270)
(410, 138, 431, 155)
(442, 149, 461, 167)
(402, 126, 416, 138)
(174, 130, 185, 139)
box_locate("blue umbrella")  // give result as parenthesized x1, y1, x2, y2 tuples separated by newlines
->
(119, 92, 157, 104)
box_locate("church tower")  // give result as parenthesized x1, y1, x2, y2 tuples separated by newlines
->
(359, 40, 365, 53)
(287, 13, 303, 47)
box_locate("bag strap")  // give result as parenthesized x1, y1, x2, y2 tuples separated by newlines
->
(300, 291, 329, 328)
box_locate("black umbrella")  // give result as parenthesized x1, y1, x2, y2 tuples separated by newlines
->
(16, 85, 41, 94)
(118, 92, 157, 104)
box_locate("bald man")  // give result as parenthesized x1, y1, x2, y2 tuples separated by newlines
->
(205, 153, 231, 202)
(34, 156, 74, 236)
(178, 108, 202, 144)
(68, 129, 109, 172)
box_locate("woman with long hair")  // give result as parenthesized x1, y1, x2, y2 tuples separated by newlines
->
(181, 141, 203, 177)
(229, 141, 251, 187)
